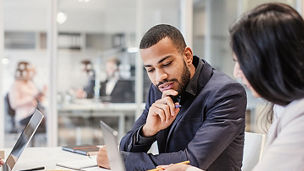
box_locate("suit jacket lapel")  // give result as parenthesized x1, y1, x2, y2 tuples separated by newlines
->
(165, 107, 185, 150)
(164, 59, 214, 151)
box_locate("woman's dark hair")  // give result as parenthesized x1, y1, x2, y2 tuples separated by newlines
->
(230, 3, 304, 106)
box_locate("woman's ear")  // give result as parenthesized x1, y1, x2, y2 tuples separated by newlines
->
(183, 47, 193, 65)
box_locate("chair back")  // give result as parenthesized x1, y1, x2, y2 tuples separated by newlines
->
(4, 93, 17, 133)
(4, 93, 16, 117)
(242, 132, 266, 171)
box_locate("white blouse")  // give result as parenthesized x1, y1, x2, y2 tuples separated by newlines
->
(253, 98, 304, 171)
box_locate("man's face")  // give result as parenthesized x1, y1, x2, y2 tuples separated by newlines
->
(106, 61, 118, 78)
(141, 37, 191, 94)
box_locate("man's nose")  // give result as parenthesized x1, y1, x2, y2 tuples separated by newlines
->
(155, 69, 168, 83)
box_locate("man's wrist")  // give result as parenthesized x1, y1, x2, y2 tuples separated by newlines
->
(142, 125, 157, 137)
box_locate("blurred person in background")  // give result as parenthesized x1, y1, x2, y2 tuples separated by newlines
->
(75, 59, 96, 99)
(8, 61, 47, 131)
(99, 57, 134, 103)
(159, 2, 304, 171)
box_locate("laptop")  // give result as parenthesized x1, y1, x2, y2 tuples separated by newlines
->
(99, 120, 126, 171)
(3, 109, 44, 171)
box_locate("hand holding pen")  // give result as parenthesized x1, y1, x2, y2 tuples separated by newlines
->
(142, 89, 181, 137)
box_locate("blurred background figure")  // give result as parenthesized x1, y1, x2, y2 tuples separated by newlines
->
(8, 61, 47, 132)
(99, 57, 134, 103)
(99, 57, 120, 98)
(75, 59, 96, 99)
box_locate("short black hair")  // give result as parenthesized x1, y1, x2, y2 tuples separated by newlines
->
(230, 3, 304, 105)
(139, 24, 186, 53)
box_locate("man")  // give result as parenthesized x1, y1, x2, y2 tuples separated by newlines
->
(99, 57, 134, 103)
(75, 60, 95, 99)
(97, 24, 246, 171)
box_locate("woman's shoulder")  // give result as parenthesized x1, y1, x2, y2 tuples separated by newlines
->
(281, 98, 304, 121)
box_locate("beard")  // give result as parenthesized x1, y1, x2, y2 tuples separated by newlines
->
(156, 61, 191, 94)
(177, 61, 191, 94)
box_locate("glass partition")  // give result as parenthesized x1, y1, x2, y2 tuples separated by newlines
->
(56, 0, 138, 145)
(56, 0, 182, 145)
(2, 0, 49, 147)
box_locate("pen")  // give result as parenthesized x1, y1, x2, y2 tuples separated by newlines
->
(175, 104, 181, 108)
(19, 166, 45, 171)
(147, 160, 190, 171)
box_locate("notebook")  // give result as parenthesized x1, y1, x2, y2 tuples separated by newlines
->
(56, 121, 125, 171)
(56, 158, 98, 171)
(3, 109, 44, 171)
(62, 145, 99, 156)
(99, 120, 126, 171)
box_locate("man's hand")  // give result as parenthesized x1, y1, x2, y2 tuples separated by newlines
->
(142, 90, 180, 137)
(96, 146, 110, 169)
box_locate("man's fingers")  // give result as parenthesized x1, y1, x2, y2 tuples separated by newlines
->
(157, 97, 175, 116)
(152, 105, 166, 122)
(97, 146, 110, 169)
(174, 103, 181, 115)
(161, 89, 178, 98)
(154, 103, 171, 122)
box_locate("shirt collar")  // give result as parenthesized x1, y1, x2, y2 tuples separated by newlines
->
(184, 56, 203, 96)
(273, 98, 304, 121)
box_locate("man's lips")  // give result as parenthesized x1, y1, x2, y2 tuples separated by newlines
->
(158, 82, 174, 92)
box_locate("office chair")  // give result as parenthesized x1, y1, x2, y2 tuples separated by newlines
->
(4, 93, 18, 133)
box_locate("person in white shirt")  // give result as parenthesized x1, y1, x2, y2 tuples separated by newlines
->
(104, 57, 120, 96)
(159, 2, 304, 171)
(99, 57, 135, 103)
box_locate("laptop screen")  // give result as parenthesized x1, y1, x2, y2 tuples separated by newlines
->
(4, 109, 44, 171)
(100, 120, 126, 171)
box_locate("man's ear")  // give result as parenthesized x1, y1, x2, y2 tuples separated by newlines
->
(183, 47, 193, 66)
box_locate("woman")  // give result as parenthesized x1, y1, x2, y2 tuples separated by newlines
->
(160, 2, 304, 171)
(9, 61, 46, 130)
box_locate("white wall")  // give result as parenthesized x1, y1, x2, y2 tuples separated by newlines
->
(4, 0, 180, 34)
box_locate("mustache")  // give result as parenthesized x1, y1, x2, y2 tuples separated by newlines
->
(157, 79, 178, 87)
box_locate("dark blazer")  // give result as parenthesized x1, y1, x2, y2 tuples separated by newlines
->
(119, 57, 247, 171)
(99, 79, 135, 103)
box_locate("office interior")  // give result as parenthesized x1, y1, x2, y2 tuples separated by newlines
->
(0, 0, 302, 148)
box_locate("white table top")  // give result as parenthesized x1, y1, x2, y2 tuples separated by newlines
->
(2, 147, 108, 171)
(58, 100, 144, 112)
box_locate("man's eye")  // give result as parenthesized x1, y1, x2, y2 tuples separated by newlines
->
(163, 61, 172, 67)
(147, 68, 154, 73)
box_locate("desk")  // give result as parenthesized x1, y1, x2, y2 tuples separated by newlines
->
(58, 101, 145, 140)
(2, 147, 107, 171)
